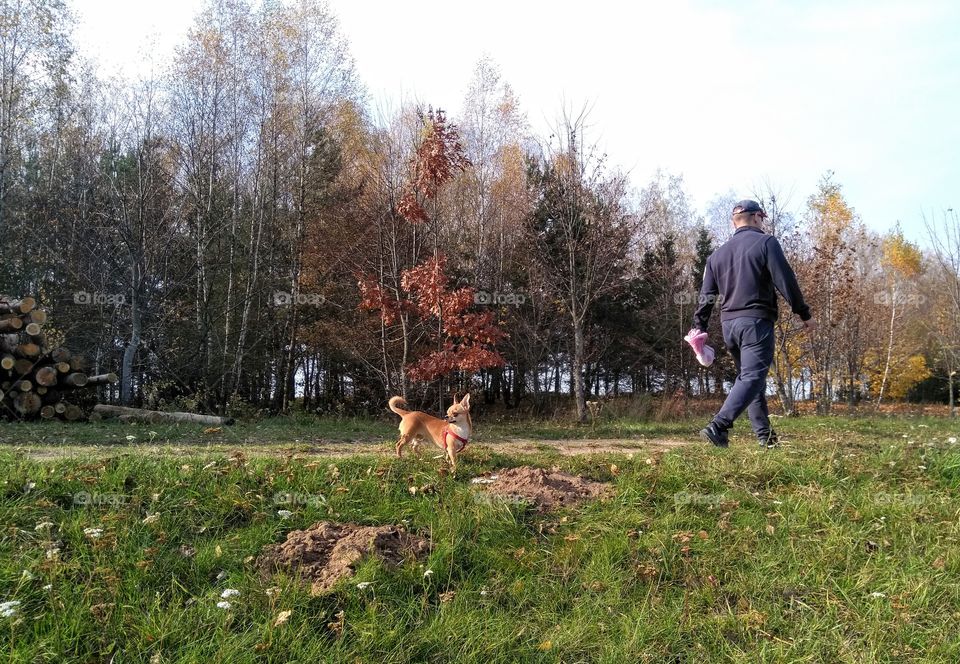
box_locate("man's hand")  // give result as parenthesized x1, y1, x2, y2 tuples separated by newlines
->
(802, 318, 817, 333)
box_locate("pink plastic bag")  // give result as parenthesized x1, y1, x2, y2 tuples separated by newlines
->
(684, 328, 715, 367)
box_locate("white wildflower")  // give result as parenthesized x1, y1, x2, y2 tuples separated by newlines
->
(35, 521, 54, 532)
(1, 600, 20, 618)
(277, 510, 293, 520)
(216, 601, 232, 610)
(423, 569, 434, 578)
(42, 584, 52, 591)
(869, 592, 886, 598)
(83, 527, 103, 539)
(356, 582, 373, 590)
(220, 589, 240, 599)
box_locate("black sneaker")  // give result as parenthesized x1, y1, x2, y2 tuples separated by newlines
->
(757, 429, 779, 448)
(699, 422, 729, 448)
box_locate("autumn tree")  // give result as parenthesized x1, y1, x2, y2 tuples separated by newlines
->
(923, 208, 960, 415)
(526, 110, 635, 422)
(799, 173, 861, 413)
(455, 58, 533, 406)
(872, 229, 925, 409)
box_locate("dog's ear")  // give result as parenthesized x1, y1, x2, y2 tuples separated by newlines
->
(460, 393, 470, 409)
(452, 393, 459, 406)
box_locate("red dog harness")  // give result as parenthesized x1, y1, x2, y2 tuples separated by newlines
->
(442, 427, 469, 452)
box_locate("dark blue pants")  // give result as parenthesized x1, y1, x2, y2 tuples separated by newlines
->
(713, 316, 774, 435)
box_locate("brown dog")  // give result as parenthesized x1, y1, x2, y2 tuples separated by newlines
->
(389, 393, 472, 470)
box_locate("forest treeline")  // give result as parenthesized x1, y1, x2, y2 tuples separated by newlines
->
(2, 0, 958, 420)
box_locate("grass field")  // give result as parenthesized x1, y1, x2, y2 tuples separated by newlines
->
(1, 415, 959, 662)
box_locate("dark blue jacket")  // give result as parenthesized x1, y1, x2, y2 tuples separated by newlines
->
(693, 226, 810, 331)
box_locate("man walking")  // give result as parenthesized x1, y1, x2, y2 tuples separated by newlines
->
(693, 200, 815, 448)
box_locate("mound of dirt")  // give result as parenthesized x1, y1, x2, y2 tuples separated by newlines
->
(474, 466, 611, 512)
(257, 521, 430, 594)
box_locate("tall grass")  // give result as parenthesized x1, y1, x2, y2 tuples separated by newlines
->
(0, 416, 958, 662)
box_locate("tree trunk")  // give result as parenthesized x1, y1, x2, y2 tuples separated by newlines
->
(121, 274, 141, 404)
(571, 315, 587, 422)
(92, 404, 235, 425)
(875, 288, 897, 411)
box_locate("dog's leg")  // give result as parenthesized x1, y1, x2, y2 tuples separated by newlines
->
(446, 444, 457, 473)
(396, 433, 412, 458)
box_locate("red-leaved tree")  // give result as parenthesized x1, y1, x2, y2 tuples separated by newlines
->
(357, 106, 502, 400)
(358, 255, 505, 387)
(395, 107, 471, 226)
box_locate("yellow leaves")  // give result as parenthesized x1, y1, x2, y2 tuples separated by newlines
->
(881, 231, 923, 279)
(807, 175, 855, 238)
(894, 355, 932, 398)
(739, 609, 768, 629)
(635, 563, 658, 581)
(552, 152, 576, 181)
(327, 609, 345, 637)
(865, 352, 931, 399)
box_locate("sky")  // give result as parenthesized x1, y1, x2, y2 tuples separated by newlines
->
(71, 0, 959, 242)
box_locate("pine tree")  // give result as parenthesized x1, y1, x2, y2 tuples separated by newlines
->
(693, 225, 713, 292)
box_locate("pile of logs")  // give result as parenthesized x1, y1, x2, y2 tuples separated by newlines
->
(1, 295, 117, 421)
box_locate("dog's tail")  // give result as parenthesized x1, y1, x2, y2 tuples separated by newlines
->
(388, 396, 410, 416)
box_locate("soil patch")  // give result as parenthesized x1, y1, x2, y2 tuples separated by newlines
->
(257, 521, 430, 594)
(473, 465, 612, 512)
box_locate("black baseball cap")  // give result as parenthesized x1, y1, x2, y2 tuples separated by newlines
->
(733, 199, 766, 216)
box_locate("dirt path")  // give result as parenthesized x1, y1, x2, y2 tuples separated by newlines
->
(5, 437, 692, 462)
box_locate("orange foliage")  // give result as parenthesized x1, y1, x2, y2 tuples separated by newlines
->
(358, 255, 506, 382)
(396, 108, 471, 223)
